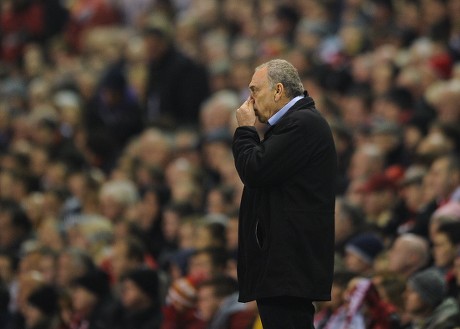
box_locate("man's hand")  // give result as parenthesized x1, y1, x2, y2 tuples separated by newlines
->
(236, 98, 256, 127)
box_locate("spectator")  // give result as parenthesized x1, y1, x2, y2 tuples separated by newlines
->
(347, 144, 386, 194)
(69, 268, 118, 329)
(387, 233, 431, 279)
(110, 236, 149, 283)
(426, 154, 460, 207)
(193, 221, 227, 251)
(136, 186, 168, 245)
(385, 165, 430, 237)
(143, 13, 210, 127)
(404, 268, 460, 328)
(204, 185, 235, 216)
(335, 197, 367, 257)
(11, 270, 46, 329)
(428, 201, 460, 241)
(319, 277, 399, 329)
(84, 67, 144, 157)
(344, 232, 384, 276)
(431, 221, 460, 298)
(371, 271, 408, 326)
(24, 285, 59, 329)
(161, 274, 205, 329)
(0, 0, 50, 63)
(64, 214, 113, 264)
(314, 270, 356, 329)
(196, 275, 256, 329)
(370, 121, 409, 168)
(161, 247, 229, 329)
(117, 268, 162, 329)
(65, 0, 120, 52)
(358, 173, 399, 231)
(56, 248, 95, 289)
(0, 199, 32, 257)
(199, 90, 239, 136)
(98, 179, 139, 223)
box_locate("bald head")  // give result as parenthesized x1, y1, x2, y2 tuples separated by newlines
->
(388, 234, 430, 278)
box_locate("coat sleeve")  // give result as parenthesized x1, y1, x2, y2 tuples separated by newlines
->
(232, 111, 332, 188)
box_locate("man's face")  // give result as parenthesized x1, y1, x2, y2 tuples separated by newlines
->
(387, 238, 407, 273)
(0, 211, 16, 248)
(404, 285, 431, 316)
(344, 250, 370, 274)
(249, 67, 277, 123)
(111, 241, 129, 280)
(188, 253, 214, 279)
(24, 304, 43, 329)
(0, 255, 13, 283)
(432, 231, 456, 268)
(121, 279, 150, 310)
(428, 158, 452, 199)
(72, 286, 98, 314)
(197, 286, 220, 321)
(401, 183, 424, 211)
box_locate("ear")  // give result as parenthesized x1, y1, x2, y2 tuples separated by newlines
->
(274, 83, 283, 101)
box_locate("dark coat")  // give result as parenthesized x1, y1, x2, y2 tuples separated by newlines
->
(145, 47, 210, 127)
(232, 96, 337, 302)
(116, 305, 162, 329)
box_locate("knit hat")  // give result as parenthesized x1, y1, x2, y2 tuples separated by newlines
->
(27, 285, 58, 316)
(123, 268, 159, 301)
(345, 233, 384, 264)
(73, 269, 110, 298)
(166, 276, 199, 309)
(408, 268, 446, 307)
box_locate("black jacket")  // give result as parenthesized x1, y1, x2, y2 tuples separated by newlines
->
(233, 96, 337, 302)
(145, 47, 210, 127)
(116, 305, 162, 329)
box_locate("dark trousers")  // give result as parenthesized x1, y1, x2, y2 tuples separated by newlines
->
(256, 296, 315, 329)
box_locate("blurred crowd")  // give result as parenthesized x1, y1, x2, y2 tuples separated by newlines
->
(1, 0, 460, 328)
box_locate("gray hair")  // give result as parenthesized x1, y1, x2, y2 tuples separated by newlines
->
(256, 59, 304, 98)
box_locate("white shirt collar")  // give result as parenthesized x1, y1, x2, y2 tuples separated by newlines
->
(268, 96, 304, 126)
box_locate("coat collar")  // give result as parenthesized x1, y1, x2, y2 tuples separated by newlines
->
(264, 96, 316, 137)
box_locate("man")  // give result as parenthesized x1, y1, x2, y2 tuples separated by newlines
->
(69, 268, 119, 329)
(117, 268, 162, 329)
(358, 172, 399, 230)
(232, 59, 337, 328)
(334, 197, 366, 256)
(24, 285, 59, 329)
(111, 236, 147, 283)
(196, 275, 256, 329)
(56, 248, 95, 289)
(0, 199, 32, 256)
(387, 234, 430, 279)
(161, 247, 229, 329)
(314, 270, 356, 328)
(344, 232, 384, 276)
(404, 268, 460, 329)
(143, 13, 210, 127)
(426, 154, 460, 206)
